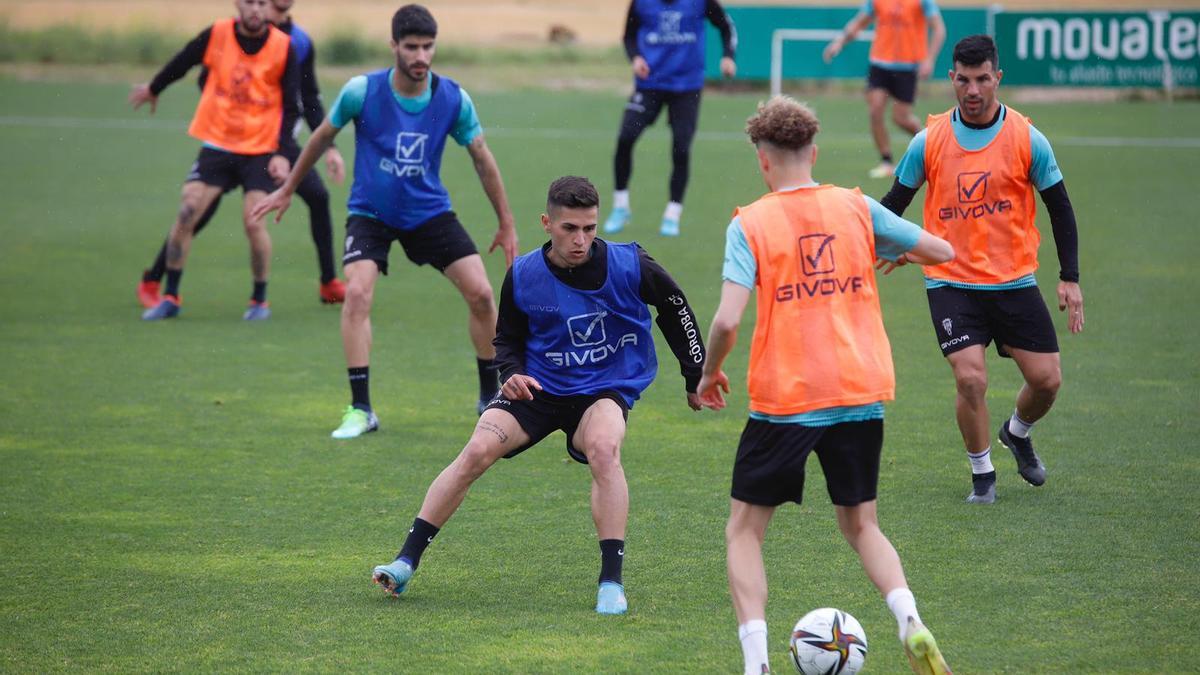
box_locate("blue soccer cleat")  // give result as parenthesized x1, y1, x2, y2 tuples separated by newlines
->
(372, 557, 414, 596)
(595, 581, 628, 615)
(659, 217, 680, 237)
(142, 295, 181, 321)
(603, 206, 631, 234)
(242, 300, 271, 321)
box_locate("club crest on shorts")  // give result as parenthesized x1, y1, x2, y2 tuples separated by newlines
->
(942, 317, 953, 335)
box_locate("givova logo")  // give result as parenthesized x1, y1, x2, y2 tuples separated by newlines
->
(939, 172, 1012, 221)
(647, 10, 697, 45)
(774, 233, 864, 303)
(568, 311, 608, 347)
(379, 132, 428, 178)
(546, 311, 640, 367)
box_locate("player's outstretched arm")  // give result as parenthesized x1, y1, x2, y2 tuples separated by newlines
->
(466, 136, 518, 267)
(920, 13, 947, 79)
(900, 230, 954, 266)
(824, 12, 872, 63)
(698, 282, 752, 410)
(251, 119, 340, 223)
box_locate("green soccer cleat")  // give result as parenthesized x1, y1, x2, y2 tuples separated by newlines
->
(903, 618, 952, 675)
(331, 406, 379, 439)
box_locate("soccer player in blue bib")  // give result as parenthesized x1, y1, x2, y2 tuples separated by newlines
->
(254, 4, 518, 438)
(370, 176, 706, 615)
(602, 0, 738, 237)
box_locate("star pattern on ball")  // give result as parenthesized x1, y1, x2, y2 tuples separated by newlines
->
(792, 611, 867, 673)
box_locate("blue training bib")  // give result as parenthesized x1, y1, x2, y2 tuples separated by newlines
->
(634, 0, 707, 92)
(513, 242, 657, 407)
(346, 70, 458, 230)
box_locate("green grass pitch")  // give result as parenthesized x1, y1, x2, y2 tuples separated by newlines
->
(1, 75, 1198, 672)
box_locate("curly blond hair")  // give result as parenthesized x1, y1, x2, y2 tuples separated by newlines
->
(745, 96, 820, 151)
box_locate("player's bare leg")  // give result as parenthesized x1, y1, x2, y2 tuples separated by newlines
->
(241, 190, 272, 319)
(374, 409, 529, 595)
(165, 181, 224, 274)
(837, 501, 951, 674)
(835, 500, 907, 593)
(143, 181, 222, 319)
(891, 101, 922, 136)
(443, 254, 498, 360)
(946, 345, 997, 502)
(575, 398, 630, 614)
(341, 259, 379, 368)
(997, 347, 1059, 486)
(866, 88, 893, 177)
(726, 498, 774, 674)
(418, 409, 530, 527)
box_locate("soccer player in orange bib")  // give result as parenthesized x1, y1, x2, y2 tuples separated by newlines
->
(131, 0, 300, 321)
(823, 0, 946, 179)
(879, 35, 1085, 504)
(698, 96, 954, 675)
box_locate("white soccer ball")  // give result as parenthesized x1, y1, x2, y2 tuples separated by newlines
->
(788, 607, 868, 675)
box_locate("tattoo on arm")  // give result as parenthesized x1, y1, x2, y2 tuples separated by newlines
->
(478, 420, 509, 444)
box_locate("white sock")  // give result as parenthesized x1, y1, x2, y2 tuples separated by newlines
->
(738, 619, 769, 675)
(613, 190, 630, 210)
(885, 588, 921, 640)
(663, 201, 683, 221)
(1008, 411, 1034, 439)
(967, 447, 994, 474)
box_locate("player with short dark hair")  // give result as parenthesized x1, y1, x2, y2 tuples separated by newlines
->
(700, 96, 953, 675)
(879, 34, 1084, 504)
(602, 0, 738, 237)
(132, 0, 301, 321)
(370, 175, 707, 616)
(137, 0, 348, 310)
(254, 4, 518, 437)
(824, 0, 946, 179)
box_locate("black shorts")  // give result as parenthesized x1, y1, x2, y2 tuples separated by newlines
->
(927, 285, 1059, 358)
(731, 419, 882, 507)
(185, 146, 277, 194)
(866, 65, 918, 104)
(342, 212, 479, 274)
(485, 390, 629, 465)
(620, 88, 702, 142)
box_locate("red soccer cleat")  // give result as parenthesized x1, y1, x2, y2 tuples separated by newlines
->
(319, 278, 346, 304)
(137, 276, 161, 309)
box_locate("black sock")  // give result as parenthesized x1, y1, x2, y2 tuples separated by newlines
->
(251, 281, 267, 304)
(348, 367, 370, 411)
(881, 153, 894, 164)
(476, 358, 500, 401)
(397, 517, 440, 569)
(598, 539, 625, 585)
(143, 262, 163, 283)
(165, 269, 183, 297)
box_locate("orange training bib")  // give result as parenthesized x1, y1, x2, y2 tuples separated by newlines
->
(921, 106, 1040, 285)
(187, 18, 290, 155)
(736, 186, 896, 415)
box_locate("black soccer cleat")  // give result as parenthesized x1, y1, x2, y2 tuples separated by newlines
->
(966, 470, 996, 504)
(998, 422, 1046, 486)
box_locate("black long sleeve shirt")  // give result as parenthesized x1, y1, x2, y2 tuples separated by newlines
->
(495, 239, 706, 393)
(149, 23, 301, 154)
(623, 0, 738, 61)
